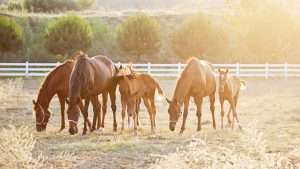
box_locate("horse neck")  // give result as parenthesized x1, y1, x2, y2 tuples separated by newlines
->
(37, 86, 56, 110)
(173, 75, 193, 105)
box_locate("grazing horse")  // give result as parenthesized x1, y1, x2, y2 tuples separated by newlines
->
(117, 68, 164, 135)
(66, 54, 118, 135)
(218, 68, 245, 130)
(166, 57, 216, 133)
(32, 60, 92, 132)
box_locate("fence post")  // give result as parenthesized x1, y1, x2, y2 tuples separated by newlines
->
(177, 62, 181, 76)
(265, 62, 269, 79)
(284, 62, 288, 79)
(25, 61, 29, 77)
(148, 62, 151, 74)
(236, 63, 240, 77)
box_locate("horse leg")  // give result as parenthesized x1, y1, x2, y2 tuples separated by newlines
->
(121, 97, 127, 132)
(136, 97, 141, 126)
(227, 107, 232, 125)
(133, 106, 138, 136)
(142, 95, 154, 134)
(99, 92, 108, 133)
(79, 101, 91, 129)
(194, 96, 203, 131)
(90, 96, 100, 132)
(149, 91, 157, 133)
(209, 93, 216, 129)
(219, 98, 225, 129)
(82, 98, 90, 135)
(229, 99, 235, 130)
(109, 89, 117, 132)
(234, 93, 242, 131)
(180, 96, 190, 134)
(58, 94, 65, 132)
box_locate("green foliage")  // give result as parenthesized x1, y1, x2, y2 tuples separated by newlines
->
(0, 16, 24, 53)
(24, 0, 95, 12)
(116, 13, 161, 58)
(171, 13, 228, 60)
(44, 15, 93, 55)
(88, 19, 118, 57)
(7, 0, 24, 10)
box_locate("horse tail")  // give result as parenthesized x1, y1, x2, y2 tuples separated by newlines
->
(155, 80, 164, 101)
(240, 80, 246, 90)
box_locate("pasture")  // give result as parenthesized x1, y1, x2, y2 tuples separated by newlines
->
(0, 77, 300, 168)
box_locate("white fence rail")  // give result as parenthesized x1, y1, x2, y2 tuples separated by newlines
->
(1, 62, 300, 78)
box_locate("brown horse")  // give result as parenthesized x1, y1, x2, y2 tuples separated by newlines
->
(117, 67, 164, 134)
(66, 54, 118, 135)
(166, 58, 216, 133)
(32, 59, 93, 132)
(218, 68, 245, 130)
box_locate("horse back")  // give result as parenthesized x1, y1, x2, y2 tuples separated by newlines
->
(228, 76, 242, 95)
(187, 59, 216, 96)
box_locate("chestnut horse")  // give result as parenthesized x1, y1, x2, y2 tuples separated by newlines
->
(66, 54, 118, 135)
(32, 60, 92, 132)
(117, 68, 164, 134)
(166, 57, 216, 133)
(218, 68, 245, 130)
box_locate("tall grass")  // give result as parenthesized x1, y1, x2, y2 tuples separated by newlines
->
(0, 124, 76, 168)
(0, 78, 23, 106)
(150, 121, 298, 169)
(0, 125, 46, 168)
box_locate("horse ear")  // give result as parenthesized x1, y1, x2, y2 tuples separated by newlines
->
(32, 100, 37, 105)
(119, 65, 122, 69)
(166, 98, 171, 104)
(225, 68, 229, 74)
(218, 68, 221, 74)
(65, 98, 70, 105)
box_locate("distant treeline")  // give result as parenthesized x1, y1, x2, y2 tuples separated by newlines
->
(1, 0, 300, 63)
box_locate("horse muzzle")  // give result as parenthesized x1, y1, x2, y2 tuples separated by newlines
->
(68, 126, 78, 135)
(169, 122, 176, 131)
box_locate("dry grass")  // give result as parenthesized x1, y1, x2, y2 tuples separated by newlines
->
(0, 78, 300, 168)
(151, 121, 298, 169)
(0, 124, 76, 169)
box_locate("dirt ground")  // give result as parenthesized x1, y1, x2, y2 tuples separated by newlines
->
(0, 77, 300, 168)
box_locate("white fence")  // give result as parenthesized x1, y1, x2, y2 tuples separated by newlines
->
(1, 62, 300, 78)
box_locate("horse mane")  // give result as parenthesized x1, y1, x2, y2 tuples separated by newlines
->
(173, 57, 198, 103)
(180, 57, 198, 77)
(37, 60, 74, 107)
(69, 55, 88, 102)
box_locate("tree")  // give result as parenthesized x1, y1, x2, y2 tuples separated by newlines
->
(171, 13, 228, 59)
(116, 13, 161, 58)
(0, 16, 24, 53)
(44, 15, 93, 55)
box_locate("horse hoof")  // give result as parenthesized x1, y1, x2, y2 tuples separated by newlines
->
(99, 127, 105, 134)
(179, 130, 184, 134)
(113, 131, 118, 135)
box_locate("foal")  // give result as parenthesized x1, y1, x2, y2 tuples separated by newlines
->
(218, 68, 245, 130)
(117, 66, 164, 135)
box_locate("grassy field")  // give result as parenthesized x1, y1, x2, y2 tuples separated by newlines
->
(0, 77, 300, 168)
